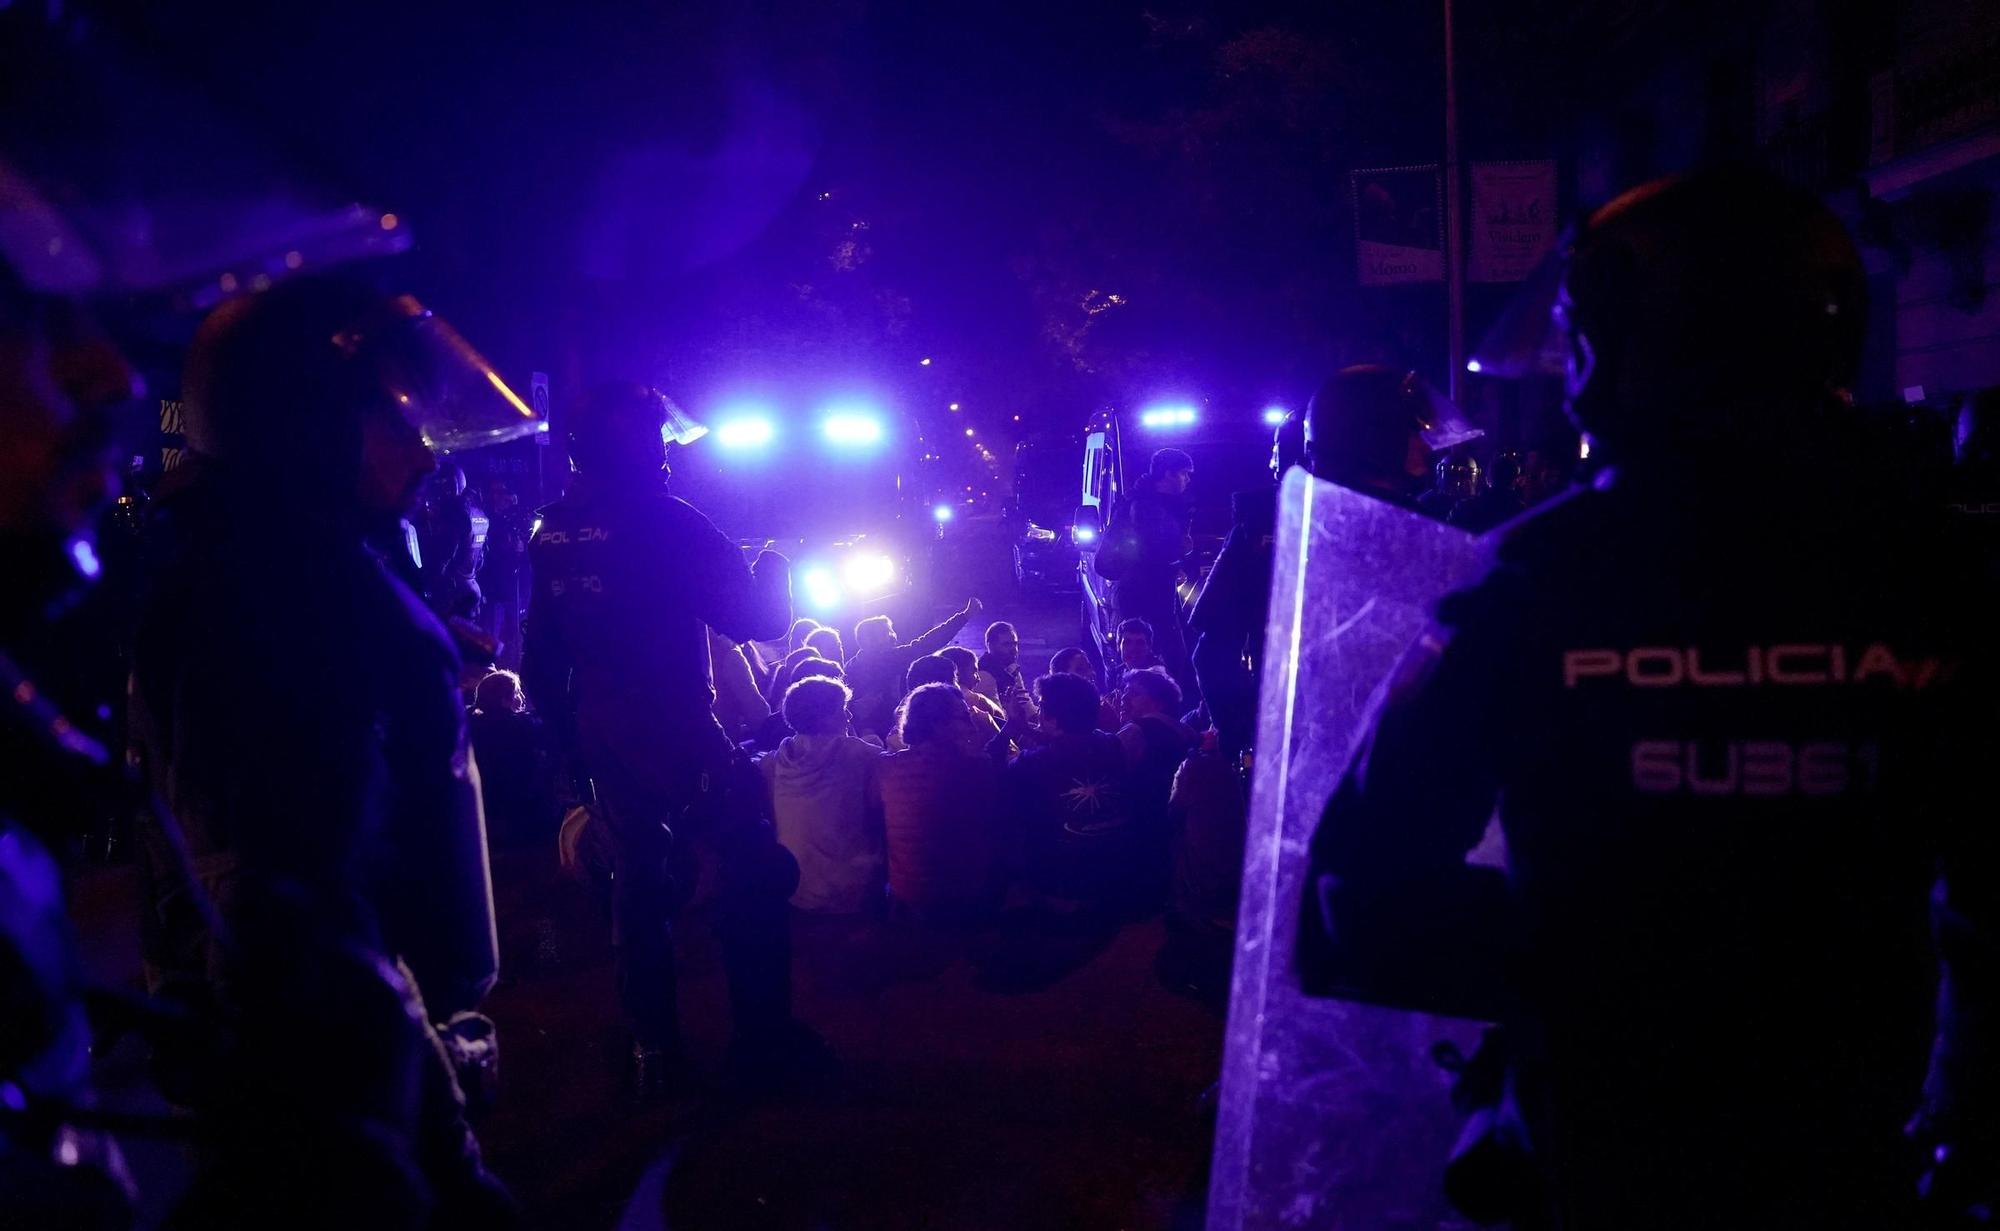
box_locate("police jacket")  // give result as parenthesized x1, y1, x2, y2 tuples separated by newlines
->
(1300, 437, 1998, 1226)
(521, 480, 789, 758)
(131, 494, 497, 1019)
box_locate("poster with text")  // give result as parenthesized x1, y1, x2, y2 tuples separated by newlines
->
(1469, 160, 1558, 283)
(1351, 165, 1443, 286)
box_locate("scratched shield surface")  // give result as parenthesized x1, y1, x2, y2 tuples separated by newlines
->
(1208, 469, 1492, 1231)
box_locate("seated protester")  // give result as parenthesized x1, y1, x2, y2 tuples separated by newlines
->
(764, 646, 820, 713)
(468, 669, 554, 847)
(769, 621, 824, 706)
(786, 618, 824, 657)
(746, 656, 845, 753)
(973, 621, 1027, 698)
(940, 645, 1007, 726)
(710, 628, 772, 743)
(999, 672, 1135, 906)
(844, 598, 981, 741)
(1053, 645, 1117, 730)
(892, 655, 1000, 752)
(1115, 668, 1199, 907)
(757, 677, 887, 914)
(870, 684, 1001, 921)
(806, 626, 846, 665)
(1049, 646, 1096, 686)
(1111, 617, 1167, 692)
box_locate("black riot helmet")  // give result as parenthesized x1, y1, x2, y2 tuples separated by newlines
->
(1548, 170, 1865, 466)
(566, 382, 708, 485)
(1435, 451, 1483, 502)
(1304, 365, 1482, 499)
(184, 274, 541, 510)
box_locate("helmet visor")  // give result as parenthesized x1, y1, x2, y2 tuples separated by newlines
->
(335, 295, 544, 453)
(1406, 374, 1484, 451)
(1466, 230, 1573, 381)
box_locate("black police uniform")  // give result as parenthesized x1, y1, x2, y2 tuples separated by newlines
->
(1113, 483, 1196, 701)
(131, 504, 505, 1222)
(1189, 486, 1278, 759)
(1299, 437, 1999, 1227)
(522, 480, 795, 1058)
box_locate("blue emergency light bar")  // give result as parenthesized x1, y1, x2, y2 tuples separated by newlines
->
(1140, 405, 1198, 429)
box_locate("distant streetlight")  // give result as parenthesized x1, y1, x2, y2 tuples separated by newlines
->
(964, 428, 975, 437)
(949, 402, 961, 411)
(920, 357, 933, 366)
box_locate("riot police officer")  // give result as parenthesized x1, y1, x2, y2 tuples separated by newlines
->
(521, 382, 820, 1098)
(1302, 364, 1481, 508)
(131, 274, 528, 1226)
(1448, 448, 1529, 533)
(1298, 169, 1997, 1227)
(1189, 370, 1479, 761)
(1416, 450, 1483, 522)
(1187, 412, 1303, 760)
(416, 463, 483, 619)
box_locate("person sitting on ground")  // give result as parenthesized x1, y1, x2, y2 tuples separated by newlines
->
(871, 683, 1000, 921)
(765, 645, 821, 713)
(786, 618, 823, 656)
(844, 598, 982, 741)
(757, 677, 887, 915)
(973, 621, 1027, 698)
(806, 626, 845, 665)
(1049, 646, 1095, 684)
(469, 669, 555, 847)
(1112, 617, 1166, 690)
(1051, 646, 1118, 729)
(746, 656, 847, 752)
(894, 655, 1001, 752)
(939, 644, 1007, 726)
(999, 672, 1134, 906)
(768, 620, 825, 705)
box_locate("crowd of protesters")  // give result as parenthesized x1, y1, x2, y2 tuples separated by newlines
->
(461, 599, 1250, 1004)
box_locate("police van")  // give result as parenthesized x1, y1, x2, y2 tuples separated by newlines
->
(667, 403, 945, 637)
(1067, 401, 1279, 680)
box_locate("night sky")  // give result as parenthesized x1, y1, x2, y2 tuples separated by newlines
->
(63, 0, 1572, 483)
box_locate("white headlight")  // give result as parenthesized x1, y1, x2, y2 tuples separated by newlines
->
(801, 567, 842, 611)
(841, 552, 896, 594)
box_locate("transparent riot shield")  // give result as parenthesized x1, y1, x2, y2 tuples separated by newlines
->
(1208, 468, 1492, 1231)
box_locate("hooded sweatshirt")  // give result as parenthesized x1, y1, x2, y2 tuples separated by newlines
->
(758, 731, 886, 913)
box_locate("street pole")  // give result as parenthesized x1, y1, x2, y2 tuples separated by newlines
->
(1443, 0, 1466, 404)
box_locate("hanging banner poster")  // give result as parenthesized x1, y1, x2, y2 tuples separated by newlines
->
(1351, 165, 1444, 286)
(1469, 160, 1558, 283)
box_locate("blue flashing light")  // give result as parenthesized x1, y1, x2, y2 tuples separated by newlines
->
(1262, 405, 1288, 426)
(800, 566, 842, 611)
(932, 503, 954, 523)
(68, 537, 101, 580)
(1073, 525, 1099, 544)
(821, 410, 885, 448)
(1139, 405, 1198, 429)
(1466, 358, 1484, 373)
(714, 415, 776, 450)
